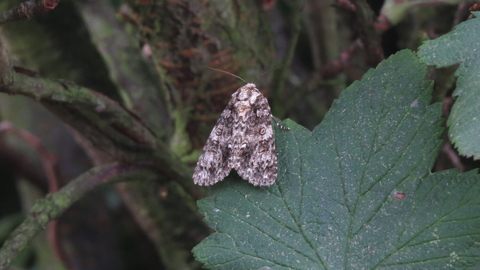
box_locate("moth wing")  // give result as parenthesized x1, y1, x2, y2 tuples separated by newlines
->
(236, 95, 277, 186)
(193, 104, 234, 186)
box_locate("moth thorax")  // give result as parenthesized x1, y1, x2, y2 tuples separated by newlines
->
(234, 101, 251, 116)
(237, 89, 252, 101)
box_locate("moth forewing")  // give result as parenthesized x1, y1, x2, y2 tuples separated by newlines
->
(193, 83, 288, 186)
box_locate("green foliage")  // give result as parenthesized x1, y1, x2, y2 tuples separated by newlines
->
(418, 11, 480, 160)
(192, 50, 480, 269)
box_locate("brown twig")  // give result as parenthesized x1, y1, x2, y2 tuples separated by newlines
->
(442, 143, 465, 172)
(0, 136, 48, 191)
(0, 122, 73, 269)
(0, 163, 157, 270)
(319, 0, 385, 79)
(0, 34, 203, 199)
(0, 41, 157, 158)
(350, 0, 384, 66)
(0, 0, 61, 25)
(319, 39, 364, 79)
(334, 0, 356, 13)
(0, 33, 205, 268)
(0, 122, 59, 192)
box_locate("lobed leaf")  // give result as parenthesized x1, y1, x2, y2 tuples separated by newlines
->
(193, 50, 480, 269)
(418, 11, 480, 160)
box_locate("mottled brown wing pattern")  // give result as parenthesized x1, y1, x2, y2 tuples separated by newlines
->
(234, 92, 277, 186)
(193, 83, 286, 186)
(192, 100, 235, 186)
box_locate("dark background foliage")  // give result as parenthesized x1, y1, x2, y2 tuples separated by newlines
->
(0, 0, 478, 269)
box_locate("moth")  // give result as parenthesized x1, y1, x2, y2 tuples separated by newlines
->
(193, 71, 288, 186)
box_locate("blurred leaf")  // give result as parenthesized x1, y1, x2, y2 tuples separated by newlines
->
(418, 11, 480, 160)
(0, 213, 23, 243)
(193, 50, 480, 269)
(380, 0, 463, 26)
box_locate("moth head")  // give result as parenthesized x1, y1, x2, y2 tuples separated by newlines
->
(237, 84, 259, 100)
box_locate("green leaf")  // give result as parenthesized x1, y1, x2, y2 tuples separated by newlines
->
(193, 50, 480, 269)
(380, 0, 464, 26)
(418, 11, 480, 159)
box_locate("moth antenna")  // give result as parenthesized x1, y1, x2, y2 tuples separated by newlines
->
(252, 65, 284, 84)
(205, 66, 248, 84)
